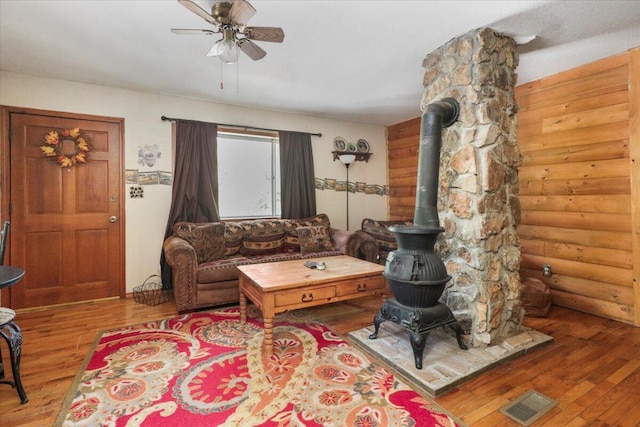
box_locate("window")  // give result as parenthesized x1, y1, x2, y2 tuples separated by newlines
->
(217, 131, 281, 219)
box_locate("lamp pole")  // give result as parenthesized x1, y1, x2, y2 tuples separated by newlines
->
(345, 163, 351, 230)
(337, 154, 356, 230)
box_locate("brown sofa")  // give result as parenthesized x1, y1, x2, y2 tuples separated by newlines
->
(358, 218, 413, 265)
(163, 213, 373, 313)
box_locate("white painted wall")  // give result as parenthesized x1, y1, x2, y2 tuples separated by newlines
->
(1, 71, 388, 292)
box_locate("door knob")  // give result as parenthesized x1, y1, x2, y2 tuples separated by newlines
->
(109, 216, 118, 223)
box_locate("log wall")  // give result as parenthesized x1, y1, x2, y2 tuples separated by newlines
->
(516, 48, 639, 325)
(386, 47, 640, 326)
(387, 117, 422, 221)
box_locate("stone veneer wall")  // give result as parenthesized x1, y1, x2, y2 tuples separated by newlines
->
(421, 28, 523, 346)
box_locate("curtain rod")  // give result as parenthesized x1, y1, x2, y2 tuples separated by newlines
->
(160, 116, 322, 137)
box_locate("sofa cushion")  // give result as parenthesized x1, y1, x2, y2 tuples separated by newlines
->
(246, 252, 303, 263)
(197, 255, 253, 283)
(240, 219, 285, 256)
(224, 222, 244, 256)
(301, 250, 344, 259)
(297, 225, 336, 255)
(283, 213, 331, 252)
(173, 222, 226, 263)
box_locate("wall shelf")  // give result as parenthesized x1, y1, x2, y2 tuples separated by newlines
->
(332, 151, 373, 163)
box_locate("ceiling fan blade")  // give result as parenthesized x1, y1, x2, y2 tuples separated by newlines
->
(178, 0, 218, 25)
(230, 0, 256, 26)
(238, 38, 266, 61)
(244, 27, 284, 43)
(171, 29, 217, 36)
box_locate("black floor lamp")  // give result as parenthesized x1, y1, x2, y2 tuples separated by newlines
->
(338, 154, 356, 230)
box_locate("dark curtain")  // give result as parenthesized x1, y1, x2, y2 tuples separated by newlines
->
(160, 120, 220, 288)
(279, 131, 316, 219)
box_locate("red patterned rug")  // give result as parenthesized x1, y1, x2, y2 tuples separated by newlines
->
(55, 307, 462, 426)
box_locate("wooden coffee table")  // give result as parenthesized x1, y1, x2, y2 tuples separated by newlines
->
(238, 255, 386, 356)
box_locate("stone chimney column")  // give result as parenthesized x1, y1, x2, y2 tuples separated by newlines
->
(421, 28, 523, 346)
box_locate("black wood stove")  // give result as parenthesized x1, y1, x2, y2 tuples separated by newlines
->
(369, 299, 467, 369)
(369, 98, 468, 369)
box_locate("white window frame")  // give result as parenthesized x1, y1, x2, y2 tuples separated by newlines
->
(217, 129, 280, 219)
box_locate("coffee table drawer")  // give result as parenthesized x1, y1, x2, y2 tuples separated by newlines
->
(336, 275, 386, 296)
(275, 286, 336, 307)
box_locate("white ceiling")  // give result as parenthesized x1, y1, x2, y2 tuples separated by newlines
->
(1, 0, 639, 126)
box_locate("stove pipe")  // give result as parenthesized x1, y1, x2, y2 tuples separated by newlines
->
(383, 98, 459, 308)
(414, 98, 459, 229)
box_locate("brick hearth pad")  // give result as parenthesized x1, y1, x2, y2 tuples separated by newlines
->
(348, 322, 553, 397)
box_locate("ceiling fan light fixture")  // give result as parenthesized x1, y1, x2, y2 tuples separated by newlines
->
(206, 39, 224, 57)
(207, 29, 239, 64)
(219, 38, 239, 64)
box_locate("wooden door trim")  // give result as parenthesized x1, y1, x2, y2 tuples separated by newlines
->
(0, 105, 126, 306)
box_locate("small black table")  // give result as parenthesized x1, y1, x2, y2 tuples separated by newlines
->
(0, 265, 28, 404)
(369, 298, 468, 370)
(0, 266, 25, 290)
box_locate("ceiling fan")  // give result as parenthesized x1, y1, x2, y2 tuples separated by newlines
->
(171, 0, 285, 64)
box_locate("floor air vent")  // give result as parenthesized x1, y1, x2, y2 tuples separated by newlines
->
(499, 390, 557, 426)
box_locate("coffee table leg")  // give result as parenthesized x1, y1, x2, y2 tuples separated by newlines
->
(263, 317, 274, 357)
(239, 291, 247, 323)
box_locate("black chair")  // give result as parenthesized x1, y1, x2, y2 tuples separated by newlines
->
(0, 220, 28, 403)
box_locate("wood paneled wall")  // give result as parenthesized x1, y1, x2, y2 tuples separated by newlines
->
(386, 47, 640, 326)
(387, 117, 422, 221)
(516, 48, 639, 326)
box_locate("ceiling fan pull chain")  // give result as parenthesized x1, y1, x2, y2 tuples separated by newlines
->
(220, 60, 224, 90)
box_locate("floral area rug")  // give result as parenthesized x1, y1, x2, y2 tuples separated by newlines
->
(55, 307, 462, 426)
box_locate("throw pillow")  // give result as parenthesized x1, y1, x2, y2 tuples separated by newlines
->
(296, 225, 335, 255)
(283, 213, 331, 252)
(239, 220, 285, 256)
(224, 222, 244, 257)
(173, 222, 226, 264)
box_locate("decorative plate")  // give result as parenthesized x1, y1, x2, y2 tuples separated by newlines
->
(347, 143, 358, 153)
(357, 139, 370, 153)
(334, 137, 347, 151)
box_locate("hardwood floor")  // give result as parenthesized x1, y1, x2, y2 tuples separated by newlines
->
(1, 296, 639, 426)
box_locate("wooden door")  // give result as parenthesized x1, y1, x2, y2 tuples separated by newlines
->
(5, 108, 124, 309)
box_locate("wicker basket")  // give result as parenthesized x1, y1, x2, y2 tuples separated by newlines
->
(133, 275, 172, 306)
